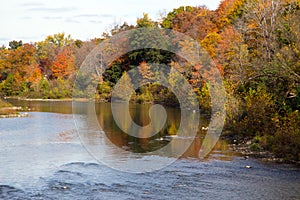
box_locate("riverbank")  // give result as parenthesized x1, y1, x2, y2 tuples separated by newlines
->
(0, 112, 29, 118)
(3, 96, 91, 102)
(0, 106, 29, 118)
(223, 136, 300, 166)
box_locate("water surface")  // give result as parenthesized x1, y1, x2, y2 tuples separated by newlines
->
(1, 100, 299, 199)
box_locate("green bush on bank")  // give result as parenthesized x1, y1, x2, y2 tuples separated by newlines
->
(224, 84, 300, 162)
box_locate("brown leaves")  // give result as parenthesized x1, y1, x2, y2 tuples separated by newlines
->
(171, 6, 218, 41)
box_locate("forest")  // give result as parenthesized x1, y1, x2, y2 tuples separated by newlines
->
(0, 0, 299, 162)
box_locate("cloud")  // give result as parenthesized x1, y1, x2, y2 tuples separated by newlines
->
(20, 1, 76, 13)
(74, 14, 99, 18)
(89, 20, 102, 24)
(65, 18, 80, 23)
(21, 16, 32, 20)
(21, 2, 45, 7)
(27, 7, 77, 13)
(73, 14, 104, 24)
(99, 14, 114, 18)
(18, 36, 39, 41)
(43, 16, 63, 20)
(0, 37, 11, 41)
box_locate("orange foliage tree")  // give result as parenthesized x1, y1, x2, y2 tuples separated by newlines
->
(51, 47, 75, 79)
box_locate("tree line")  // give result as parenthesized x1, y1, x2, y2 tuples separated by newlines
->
(0, 0, 299, 162)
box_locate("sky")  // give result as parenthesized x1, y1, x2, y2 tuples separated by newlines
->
(0, 0, 221, 47)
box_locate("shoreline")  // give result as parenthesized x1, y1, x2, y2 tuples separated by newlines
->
(0, 106, 29, 118)
(0, 112, 29, 118)
(4, 96, 91, 102)
(223, 137, 300, 166)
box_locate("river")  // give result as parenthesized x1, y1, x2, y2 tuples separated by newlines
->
(0, 100, 299, 199)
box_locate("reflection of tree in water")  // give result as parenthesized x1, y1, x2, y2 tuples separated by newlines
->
(95, 102, 225, 158)
(57, 129, 76, 142)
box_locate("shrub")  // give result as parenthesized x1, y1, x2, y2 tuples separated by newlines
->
(250, 143, 261, 151)
(237, 86, 276, 137)
(263, 111, 300, 162)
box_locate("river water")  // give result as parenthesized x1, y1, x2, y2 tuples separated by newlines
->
(0, 100, 299, 199)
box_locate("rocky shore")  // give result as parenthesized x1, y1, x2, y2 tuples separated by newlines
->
(0, 112, 29, 118)
(0, 106, 29, 118)
(225, 137, 300, 166)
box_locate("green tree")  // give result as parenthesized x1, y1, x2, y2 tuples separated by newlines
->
(128, 15, 175, 65)
(8, 40, 23, 50)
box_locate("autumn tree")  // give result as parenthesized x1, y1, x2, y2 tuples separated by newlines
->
(0, 43, 41, 95)
(137, 61, 155, 85)
(110, 22, 134, 35)
(169, 6, 217, 41)
(112, 71, 134, 101)
(51, 47, 75, 80)
(74, 40, 97, 69)
(36, 33, 74, 77)
(216, 25, 250, 85)
(215, 0, 247, 29)
(235, 0, 300, 106)
(161, 6, 194, 29)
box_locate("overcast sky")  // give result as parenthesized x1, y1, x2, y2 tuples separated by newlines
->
(0, 0, 221, 46)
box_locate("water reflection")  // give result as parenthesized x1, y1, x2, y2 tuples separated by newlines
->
(6, 99, 234, 160)
(93, 102, 229, 160)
